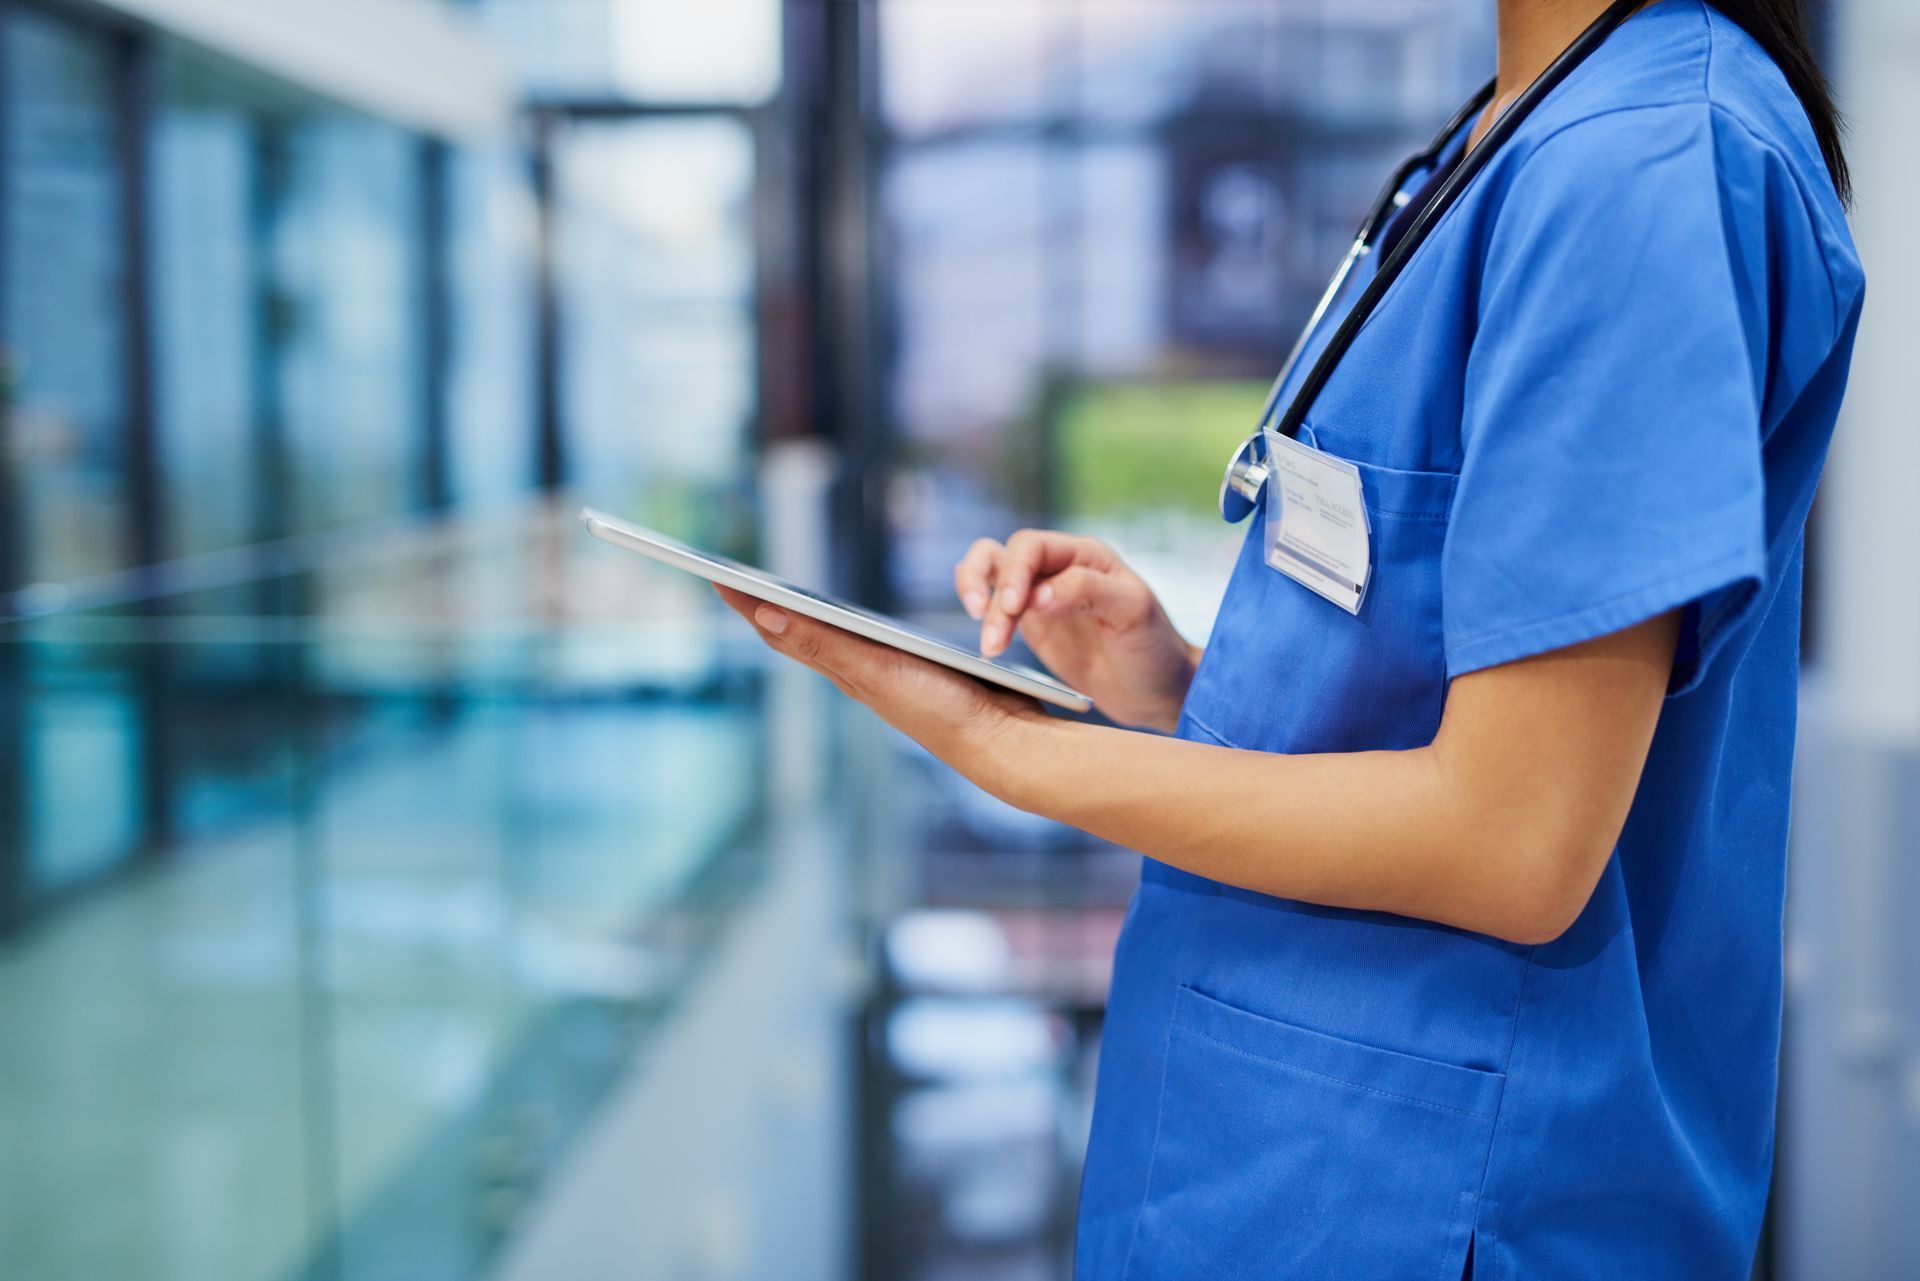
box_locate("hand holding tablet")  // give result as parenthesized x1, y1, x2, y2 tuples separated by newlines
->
(580, 508, 1094, 713)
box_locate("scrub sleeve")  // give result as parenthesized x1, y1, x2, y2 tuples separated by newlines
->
(1443, 107, 1770, 688)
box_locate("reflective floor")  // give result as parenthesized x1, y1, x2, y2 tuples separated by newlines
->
(0, 504, 781, 1280)
(0, 501, 1148, 1281)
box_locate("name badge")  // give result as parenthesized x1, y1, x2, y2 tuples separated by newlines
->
(1261, 429, 1371, 615)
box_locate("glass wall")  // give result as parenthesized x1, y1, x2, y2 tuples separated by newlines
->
(0, 596, 779, 1281)
(476, 0, 776, 557)
(479, 0, 782, 105)
(274, 115, 429, 534)
(152, 48, 272, 560)
(1, 2, 788, 1278)
(446, 148, 537, 513)
(553, 114, 758, 545)
(1, 4, 130, 588)
(0, 1, 146, 914)
(154, 40, 538, 558)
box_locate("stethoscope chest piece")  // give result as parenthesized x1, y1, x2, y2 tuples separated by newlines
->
(1219, 432, 1271, 525)
(1215, 0, 1637, 528)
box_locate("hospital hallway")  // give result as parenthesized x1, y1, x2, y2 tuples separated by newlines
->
(3, 1, 1918, 1279)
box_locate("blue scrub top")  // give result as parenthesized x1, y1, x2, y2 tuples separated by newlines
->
(1076, 4, 1864, 1278)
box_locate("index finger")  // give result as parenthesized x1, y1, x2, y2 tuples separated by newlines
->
(954, 539, 1004, 621)
(990, 529, 1109, 616)
(979, 529, 1107, 656)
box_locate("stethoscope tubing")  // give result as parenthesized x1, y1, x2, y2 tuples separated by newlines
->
(1252, 83, 1497, 434)
(1223, 0, 1643, 524)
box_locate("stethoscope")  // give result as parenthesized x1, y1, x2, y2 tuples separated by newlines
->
(1220, 0, 1643, 523)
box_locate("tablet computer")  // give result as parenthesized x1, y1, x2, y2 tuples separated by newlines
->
(581, 508, 1095, 713)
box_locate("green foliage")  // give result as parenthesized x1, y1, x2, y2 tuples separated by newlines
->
(1055, 380, 1267, 518)
(631, 479, 758, 560)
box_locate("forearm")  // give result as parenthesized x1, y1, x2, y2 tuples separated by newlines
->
(970, 713, 1576, 944)
(721, 580, 1670, 945)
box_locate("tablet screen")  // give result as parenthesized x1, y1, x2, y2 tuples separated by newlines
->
(580, 509, 1094, 713)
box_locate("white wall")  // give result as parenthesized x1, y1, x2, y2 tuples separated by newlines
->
(1822, 0, 1920, 747)
(83, 0, 511, 139)
(1781, 2, 1920, 1276)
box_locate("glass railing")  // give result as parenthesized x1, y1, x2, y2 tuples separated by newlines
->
(0, 502, 796, 1281)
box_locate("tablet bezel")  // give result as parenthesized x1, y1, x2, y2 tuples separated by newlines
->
(580, 508, 1095, 714)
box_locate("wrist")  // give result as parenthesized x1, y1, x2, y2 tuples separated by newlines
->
(962, 702, 1057, 812)
(1144, 641, 1201, 735)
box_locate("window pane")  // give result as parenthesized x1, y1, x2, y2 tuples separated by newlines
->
(881, 0, 1071, 135)
(555, 116, 756, 538)
(1076, 0, 1276, 126)
(609, 0, 782, 103)
(885, 140, 1055, 606)
(151, 49, 269, 559)
(270, 116, 427, 534)
(447, 147, 538, 510)
(1, 7, 129, 585)
(478, 0, 782, 105)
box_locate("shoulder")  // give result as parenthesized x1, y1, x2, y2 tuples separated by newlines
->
(1477, 2, 1860, 323)
(1504, 2, 1817, 191)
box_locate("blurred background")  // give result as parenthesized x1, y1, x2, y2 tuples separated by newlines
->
(0, 1, 1913, 1278)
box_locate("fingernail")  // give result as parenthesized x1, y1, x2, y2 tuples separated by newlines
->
(983, 622, 1004, 652)
(964, 591, 987, 620)
(1000, 584, 1023, 610)
(1034, 584, 1053, 608)
(755, 606, 789, 635)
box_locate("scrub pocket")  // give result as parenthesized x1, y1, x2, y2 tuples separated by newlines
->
(1178, 426, 1458, 758)
(1123, 986, 1502, 1281)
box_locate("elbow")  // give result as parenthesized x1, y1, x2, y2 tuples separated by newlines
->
(1475, 833, 1613, 947)
(1490, 903, 1581, 948)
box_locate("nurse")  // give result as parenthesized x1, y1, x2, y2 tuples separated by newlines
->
(719, 0, 1864, 1275)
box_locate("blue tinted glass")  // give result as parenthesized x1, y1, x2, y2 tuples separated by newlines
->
(151, 49, 268, 558)
(0, 6, 144, 903)
(555, 116, 756, 539)
(271, 116, 426, 534)
(447, 148, 536, 511)
(477, 0, 782, 105)
(1, 7, 129, 585)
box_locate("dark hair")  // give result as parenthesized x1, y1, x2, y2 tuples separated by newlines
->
(1712, 0, 1851, 204)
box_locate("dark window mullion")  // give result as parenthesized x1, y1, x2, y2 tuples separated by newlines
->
(531, 109, 563, 493)
(114, 27, 158, 572)
(0, 0, 19, 603)
(419, 137, 451, 512)
(113, 26, 173, 855)
(250, 117, 293, 549)
(0, 0, 25, 939)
